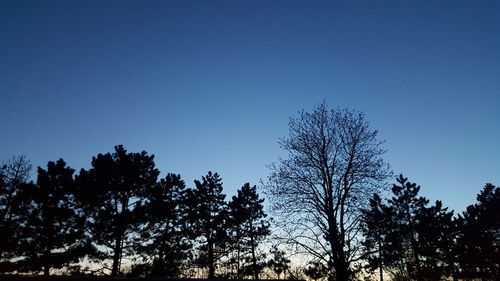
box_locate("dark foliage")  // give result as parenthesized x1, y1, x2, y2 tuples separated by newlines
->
(227, 183, 270, 279)
(75, 145, 159, 276)
(134, 174, 192, 277)
(362, 175, 455, 281)
(267, 246, 291, 280)
(304, 260, 329, 281)
(17, 159, 87, 276)
(456, 183, 499, 281)
(0, 138, 497, 280)
(361, 193, 399, 281)
(185, 172, 228, 278)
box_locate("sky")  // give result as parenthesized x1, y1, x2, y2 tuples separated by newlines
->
(1, 0, 499, 213)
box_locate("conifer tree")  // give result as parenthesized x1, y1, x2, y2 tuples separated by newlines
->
(18, 159, 86, 276)
(361, 193, 399, 281)
(267, 245, 291, 280)
(135, 173, 192, 277)
(228, 183, 270, 279)
(186, 171, 228, 278)
(364, 175, 455, 281)
(75, 145, 159, 276)
(456, 184, 499, 281)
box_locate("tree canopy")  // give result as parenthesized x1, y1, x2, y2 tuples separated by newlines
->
(265, 103, 391, 281)
(0, 104, 497, 280)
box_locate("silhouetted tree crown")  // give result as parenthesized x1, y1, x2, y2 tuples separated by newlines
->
(456, 183, 499, 280)
(0, 156, 32, 272)
(363, 175, 456, 281)
(75, 145, 159, 276)
(133, 173, 192, 277)
(0, 139, 497, 280)
(227, 183, 270, 279)
(265, 102, 391, 281)
(18, 159, 86, 276)
(186, 171, 228, 278)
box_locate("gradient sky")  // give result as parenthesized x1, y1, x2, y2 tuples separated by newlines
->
(1, 0, 499, 213)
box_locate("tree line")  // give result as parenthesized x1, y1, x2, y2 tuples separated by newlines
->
(361, 176, 498, 281)
(0, 148, 274, 278)
(263, 103, 498, 281)
(1, 102, 498, 281)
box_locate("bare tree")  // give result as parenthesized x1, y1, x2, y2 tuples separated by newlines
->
(1, 155, 32, 186)
(0, 156, 32, 266)
(265, 103, 391, 281)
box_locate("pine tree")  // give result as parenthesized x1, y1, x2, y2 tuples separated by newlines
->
(413, 200, 455, 280)
(75, 145, 159, 276)
(228, 183, 270, 279)
(361, 193, 399, 281)
(135, 173, 192, 277)
(386, 175, 428, 281)
(17, 159, 86, 276)
(376, 175, 455, 281)
(456, 184, 499, 281)
(267, 245, 291, 280)
(186, 171, 228, 278)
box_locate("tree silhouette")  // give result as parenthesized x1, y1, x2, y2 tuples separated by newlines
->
(17, 159, 86, 276)
(304, 260, 330, 281)
(227, 183, 270, 279)
(186, 171, 228, 278)
(75, 145, 159, 276)
(135, 173, 192, 277)
(267, 245, 291, 280)
(456, 183, 499, 281)
(361, 193, 399, 281)
(265, 102, 391, 281)
(0, 156, 32, 272)
(370, 175, 455, 281)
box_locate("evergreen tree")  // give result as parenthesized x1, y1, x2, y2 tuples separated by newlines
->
(361, 193, 399, 281)
(456, 184, 499, 281)
(227, 183, 270, 279)
(17, 159, 86, 276)
(186, 171, 228, 278)
(413, 200, 455, 281)
(267, 245, 291, 280)
(135, 173, 192, 277)
(75, 145, 159, 276)
(387, 175, 428, 281)
(381, 175, 453, 280)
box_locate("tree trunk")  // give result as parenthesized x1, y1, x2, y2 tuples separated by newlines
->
(208, 237, 215, 278)
(327, 204, 350, 281)
(43, 248, 51, 276)
(329, 225, 350, 281)
(251, 234, 258, 279)
(111, 235, 122, 276)
(43, 266, 50, 276)
(235, 228, 241, 279)
(237, 244, 241, 279)
(249, 222, 259, 280)
(334, 259, 350, 281)
(378, 233, 383, 281)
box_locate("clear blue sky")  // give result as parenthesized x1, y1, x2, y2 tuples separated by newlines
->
(1, 0, 499, 213)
